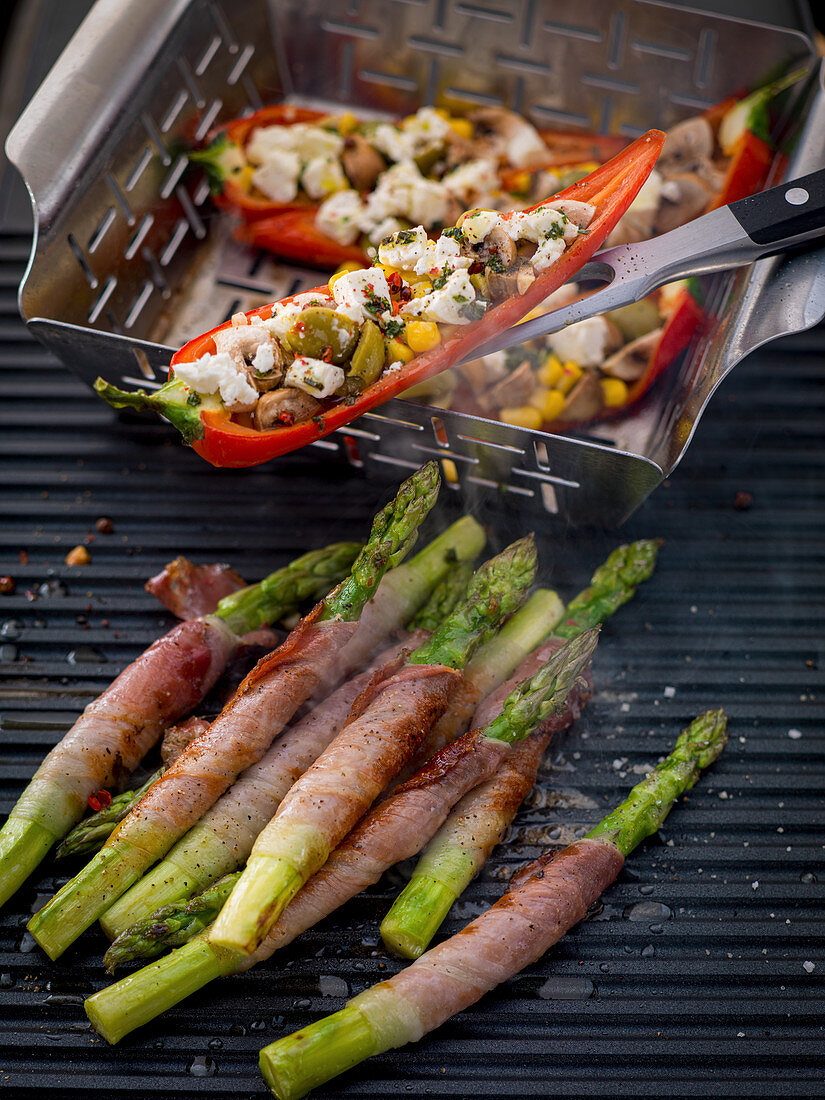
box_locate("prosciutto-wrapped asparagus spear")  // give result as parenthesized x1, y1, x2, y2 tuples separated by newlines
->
(144, 557, 246, 620)
(209, 536, 538, 956)
(27, 463, 443, 959)
(257, 709, 728, 1099)
(99, 585, 563, 959)
(83, 628, 596, 1042)
(0, 541, 359, 912)
(99, 527, 481, 939)
(381, 538, 661, 956)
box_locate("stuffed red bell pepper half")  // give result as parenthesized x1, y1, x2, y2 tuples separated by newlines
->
(94, 130, 664, 468)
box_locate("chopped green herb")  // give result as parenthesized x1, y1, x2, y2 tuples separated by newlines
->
(384, 318, 404, 339)
(186, 391, 202, 407)
(442, 226, 466, 244)
(432, 268, 450, 290)
(484, 253, 506, 274)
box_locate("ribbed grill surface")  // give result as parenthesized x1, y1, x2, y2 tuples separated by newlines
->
(0, 229, 823, 1096)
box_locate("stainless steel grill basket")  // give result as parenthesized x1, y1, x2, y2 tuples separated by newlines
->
(6, 0, 825, 524)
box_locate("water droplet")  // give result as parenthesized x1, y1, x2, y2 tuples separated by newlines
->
(649, 922, 664, 934)
(1, 620, 23, 640)
(67, 646, 106, 664)
(46, 975, 92, 994)
(293, 998, 311, 1011)
(250, 1018, 267, 1031)
(0, 973, 14, 988)
(44, 993, 85, 1007)
(638, 884, 655, 896)
(207, 1038, 223, 1051)
(318, 974, 348, 998)
(187, 1055, 216, 1077)
(18, 932, 38, 954)
(586, 901, 604, 920)
(641, 945, 656, 959)
(38, 580, 68, 598)
(271, 1014, 284, 1029)
(599, 963, 610, 973)
(623, 901, 672, 922)
(0, 644, 17, 662)
(623, 945, 634, 955)
(800, 872, 817, 884)
(537, 975, 595, 1001)
(229, 1024, 246, 1036)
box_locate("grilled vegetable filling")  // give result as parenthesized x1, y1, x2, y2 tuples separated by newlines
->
(169, 202, 595, 431)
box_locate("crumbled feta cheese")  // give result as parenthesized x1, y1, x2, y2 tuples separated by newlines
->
(385, 360, 404, 374)
(371, 107, 451, 164)
(331, 267, 393, 325)
(292, 291, 336, 310)
(546, 316, 612, 366)
(442, 158, 499, 204)
(316, 190, 365, 246)
(504, 117, 548, 168)
(252, 343, 277, 376)
(250, 151, 301, 203)
(531, 234, 566, 272)
(378, 225, 428, 269)
(370, 123, 417, 164)
(362, 162, 449, 232)
(402, 270, 479, 325)
(173, 351, 258, 411)
(231, 312, 249, 327)
(263, 302, 303, 339)
(460, 209, 501, 245)
(301, 155, 348, 200)
(246, 123, 343, 165)
(402, 106, 452, 145)
(627, 168, 662, 214)
(367, 217, 403, 245)
(414, 234, 471, 277)
(285, 356, 344, 399)
(503, 205, 569, 244)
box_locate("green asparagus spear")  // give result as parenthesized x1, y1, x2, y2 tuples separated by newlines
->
(27, 464, 442, 961)
(208, 536, 537, 956)
(409, 561, 474, 633)
(104, 871, 242, 974)
(381, 538, 662, 956)
(256, 710, 728, 1100)
(55, 771, 162, 860)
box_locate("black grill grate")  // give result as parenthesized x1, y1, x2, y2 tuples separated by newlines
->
(0, 228, 823, 1097)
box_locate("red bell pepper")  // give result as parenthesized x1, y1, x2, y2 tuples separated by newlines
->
(234, 208, 370, 268)
(624, 283, 705, 406)
(199, 105, 330, 221)
(162, 130, 664, 467)
(706, 129, 774, 211)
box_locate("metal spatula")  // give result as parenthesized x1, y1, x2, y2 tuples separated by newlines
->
(465, 167, 825, 361)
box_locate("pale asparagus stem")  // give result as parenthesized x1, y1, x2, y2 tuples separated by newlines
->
(27, 464, 442, 960)
(209, 537, 538, 957)
(99, 635, 422, 940)
(0, 540, 362, 911)
(381, 537, 662, 956)
(83, 629, 596, 1043)
(256, 711, 728, 1100)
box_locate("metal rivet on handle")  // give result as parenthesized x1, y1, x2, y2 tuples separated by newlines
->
(784, 187, 809, 206)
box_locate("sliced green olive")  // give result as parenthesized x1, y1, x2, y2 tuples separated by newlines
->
(606, 299, 662, 342)
(285, 308, 359, 363)
(348, 320, 385, 387)
(413, 144, 444, 176)
(469, 272, 489, 297)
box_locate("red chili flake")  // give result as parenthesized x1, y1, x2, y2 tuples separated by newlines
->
(734, 491, 753, 511)
(392, 300, 400, 315)
(321, 345, 334, 363)
(387, 272, 403, 294)
(0, 576, 16, 595)
(88, 789, 112, 812)
(294, 321, 306, 334)
(278, 411, 295, 426)
(18, 550, 29, 565)
(469, 260, 484, 274)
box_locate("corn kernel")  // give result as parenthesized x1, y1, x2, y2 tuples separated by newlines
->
(405, 321, 442, 353)
(601, 377, 629, 407)
(509, 170, 531, 194)
(329, 261, 365, 290)
(537, 353, 564, 389)
(556, 361, 583, 396)
(434, 108, 451, 120)
(385, 338, 415, 365)
(499, 405, 543, 430)
(237, 165, 254, 192)
(441, 458, 459, 484)
(337, 112, 359, 136)
(540, 389, 566, 422)
(448, 118, 474, 141)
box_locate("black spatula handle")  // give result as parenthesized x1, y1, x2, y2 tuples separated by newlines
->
(730, 168, 825, 247)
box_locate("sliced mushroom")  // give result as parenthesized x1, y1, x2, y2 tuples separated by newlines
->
(658, 117, 714, 172)
(560, 371, 604, 422)
(485, 359, 536, 410)
(601, 328, 664, 382)
(654, 172, 715, 234)
(455, 352, 509, 395)
(605, 208, 657, 247)
(469, 107, 548, 168)
(602, 317, 625, 355)
(545, 199, 596, 229)
(342, 134, 386, 192)
(254, 387, 322, 430)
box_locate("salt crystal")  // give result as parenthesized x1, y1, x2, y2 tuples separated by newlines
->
(803, 961, 815, 974)
(751, 881, 759, 890)
(787, 729, 802, 740)
(663, 685, 676, 698)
